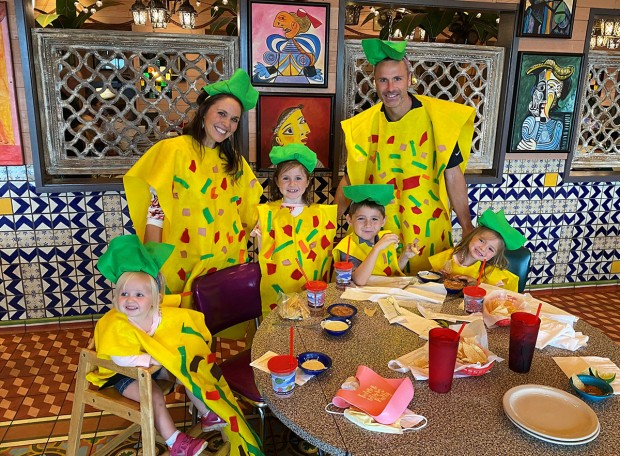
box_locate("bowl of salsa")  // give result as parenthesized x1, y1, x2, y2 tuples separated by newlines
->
(327, 303, 358, 319)
(569, 374, 613, 402)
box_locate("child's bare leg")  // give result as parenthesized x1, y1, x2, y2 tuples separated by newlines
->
(185, 388, 208, 416)
(122, 381, 177, 439)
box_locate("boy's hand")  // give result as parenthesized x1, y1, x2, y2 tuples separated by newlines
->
(401, 239, 420, 259)
(375, 233, 399, 252)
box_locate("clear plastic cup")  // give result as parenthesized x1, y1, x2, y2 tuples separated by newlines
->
(428, 327, 460, 393)
(306, 280, 327, 309)
(334, 261, 353, 288)
(508, 312, 541, 373)
(463, 286, 486, 313)
(267, 354, 297, 398)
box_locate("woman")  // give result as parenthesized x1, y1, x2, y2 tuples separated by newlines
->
(124, 69, 262, 308)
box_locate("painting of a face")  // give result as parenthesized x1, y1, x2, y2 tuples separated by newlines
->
(275, 108, 310, 146)
(273, 11, 300, 38)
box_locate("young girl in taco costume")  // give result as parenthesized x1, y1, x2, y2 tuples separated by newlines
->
(429, 208, 527, 292)
(254, 144, 337, 315)
(89, 235, 263, 456)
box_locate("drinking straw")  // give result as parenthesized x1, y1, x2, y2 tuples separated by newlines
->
(295, 258, 310, 283)
(457, 322, 466, 338)
(289, 326, 295, 367)
(535, 302, 543, 318)
(346, 237, 351, 263)
(476, 259, 487, 286)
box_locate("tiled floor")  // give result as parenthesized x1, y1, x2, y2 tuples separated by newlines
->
(0, 285, 619, 455)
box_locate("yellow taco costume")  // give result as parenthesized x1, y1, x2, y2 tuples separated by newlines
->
(257, 201, 337, 315)
(342, 96, 475, 273)
(124, 135, 262, 307)
(429, 248, 519, 292)
(88, 307, 262, 456)
(333, 230, 403, 277)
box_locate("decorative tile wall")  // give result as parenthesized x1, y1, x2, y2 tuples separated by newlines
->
(0, 161, 618, 323)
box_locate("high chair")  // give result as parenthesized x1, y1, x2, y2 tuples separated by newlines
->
(66, 342, 175, 456)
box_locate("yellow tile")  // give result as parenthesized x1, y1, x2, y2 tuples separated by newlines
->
(0, 198, 12, 215)
(611, 261, 620, 275)
(543, 173, 558, 187)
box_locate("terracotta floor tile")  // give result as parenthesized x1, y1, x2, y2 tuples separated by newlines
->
(0, 375, 35, 399)
(0, 396, 23, 421)
(1, 420, 55, 443)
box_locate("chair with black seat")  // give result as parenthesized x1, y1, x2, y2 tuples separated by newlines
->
(192, 262, 267, 445)
(504, 246, 532, 293)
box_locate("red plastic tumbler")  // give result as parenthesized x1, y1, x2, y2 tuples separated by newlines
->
(428, 327, 460, 393)
(508, 312, 541, 373)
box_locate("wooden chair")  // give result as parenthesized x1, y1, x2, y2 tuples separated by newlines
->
(66, 342, 177, 456)
(192, 262, 267, 446)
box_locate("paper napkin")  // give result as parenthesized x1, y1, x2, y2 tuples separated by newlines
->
(378, 297, 440, 339)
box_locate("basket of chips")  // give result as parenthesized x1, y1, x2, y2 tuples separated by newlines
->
(482, 290, 527, 327)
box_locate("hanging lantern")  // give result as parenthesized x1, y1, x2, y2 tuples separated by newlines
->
(149, 0, 170, 28)
(177, 0, 197, 29)
(130, 0, 148, 25)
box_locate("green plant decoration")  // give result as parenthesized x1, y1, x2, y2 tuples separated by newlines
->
(36, 0, 122, 29)
(209, 0, 238, 36)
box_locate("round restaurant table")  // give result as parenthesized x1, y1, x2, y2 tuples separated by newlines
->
(251, 283, 620, 455)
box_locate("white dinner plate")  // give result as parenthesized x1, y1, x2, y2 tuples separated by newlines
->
(506, 413, 600, 446)
(503, 385, 599, 441)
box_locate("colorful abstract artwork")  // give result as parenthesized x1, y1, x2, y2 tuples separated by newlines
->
(509, 52, 584, 153)
(257, 93, 334, 169)
(0, 2, 23, 165)
(517, 0, 576, 38)
(249, 0, 329, 88)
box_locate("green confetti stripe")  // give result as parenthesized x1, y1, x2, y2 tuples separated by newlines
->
(433, 150, 437, 170)
(203, 207, 214, 224)
(355, 144, 368, 157)
(320, 257, 329, 277)
(272, 284, 284, 295)
(392, 215, 401, 229)
(306, 229, 318, 242)
(181, 322, 207, 341)
(387, 250, 393, 265)
(231, 196, 239, 203)
(295, 219, 303, 234)
(437, 163, 446, 179)
(232, 221, 239, 234)
(410, 140, 416, 156)
(377, 152, 381, 171)
(389, 153, 401, 160)
(313, 269, 319, 281)
(200, 178, 213, 194)
(200, 253, 214, 260)
(425, 218, 437, 238)
(173, 176, 189, 189)
(297, 251, 303, 272)
(272, 240, 293, 255)
(430, 242, 435, 257)
(428, 190, 439, 202)
(267, 212, 272, 233)
(410, 161, 427, 170)
(408, 195, 422, 207)
(391, 167, 403, 173)
(448, 231, 453, 246)
(227, 258, 236, 264)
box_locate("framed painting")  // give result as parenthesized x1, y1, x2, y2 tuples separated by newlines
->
(509, 52, 584, 153)
(249, 0, 329, 88)
(517, 0, 576, 38)
(257, 93, 334, 170)
(0, 2, 23, 165)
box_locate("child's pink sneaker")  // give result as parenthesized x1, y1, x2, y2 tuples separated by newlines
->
(201, 410, 227, 432)
(169, 432, 208, 456)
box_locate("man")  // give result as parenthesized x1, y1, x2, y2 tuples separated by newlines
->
(335, 39, 476, 273)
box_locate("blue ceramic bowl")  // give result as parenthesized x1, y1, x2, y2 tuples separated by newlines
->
(297, 351, 332, 375)
(570, 374, 614, 402)
(418, 270, 443, 283)
(327, 303, 358, 319)
(321, 316, 352, 337)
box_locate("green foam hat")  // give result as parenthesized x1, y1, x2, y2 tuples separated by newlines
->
(97, 235, 174, 284)
(269, 144, 318, 172)
(203, 68, 259, 112)
(344, 184, 394, 206)
(361, 39, 407, 65)
(478, 208, 527, 250)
